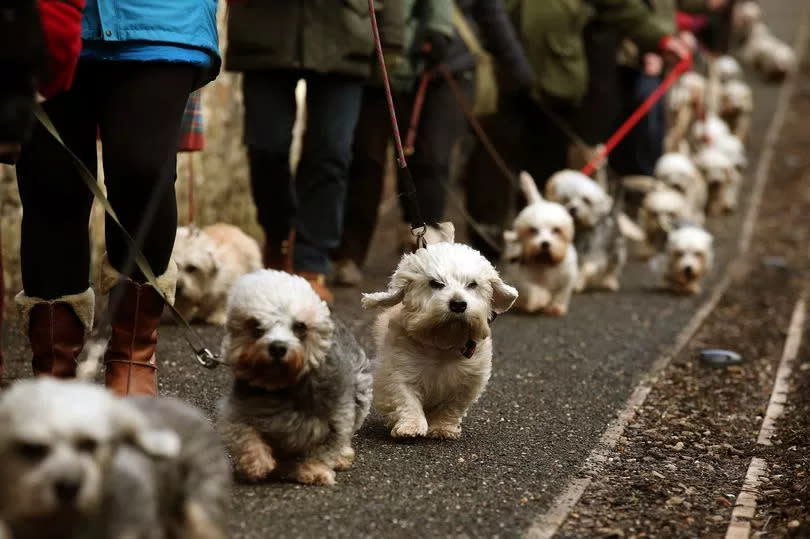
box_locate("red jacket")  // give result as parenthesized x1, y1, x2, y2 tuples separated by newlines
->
(38, 0, 85, 99)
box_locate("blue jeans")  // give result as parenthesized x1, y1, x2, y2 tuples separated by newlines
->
(243, 70, 364, 274)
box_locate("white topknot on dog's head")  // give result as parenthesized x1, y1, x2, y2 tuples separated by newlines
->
(223, 270, 334, 390)
(545, 169, 612, 228)
(173, 225, 218, 309)
(0, 379, 179, 525)
(654, 153, 702, 196)
(362, 243, 517, 349)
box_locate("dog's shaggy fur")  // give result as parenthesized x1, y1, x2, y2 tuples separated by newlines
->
(173, 224, 262, 326)
(662, 226, 714, 295)
(0, 379, 229, 539)
(653, 152, 708, 217)
(501, 172, 578, 314)
(637, 187, 696, 258)
(218, 270, 372, 486)
(694, 146, 742, 216)
(363, 242, 517, 440)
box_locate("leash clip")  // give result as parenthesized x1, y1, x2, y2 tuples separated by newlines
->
(414, 225, 428, 250)
(196, 348, 220, 369)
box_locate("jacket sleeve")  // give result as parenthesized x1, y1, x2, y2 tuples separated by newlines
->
(590, 0, 672, 52)
(380, 0, 407, 51)
(471, 0, 533, 87)
(423, 0, 455, 37)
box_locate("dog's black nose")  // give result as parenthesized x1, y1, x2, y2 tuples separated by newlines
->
(175, 281, 185, 294)
(684, 265, 695, 279)
(569, 207, 578, 218)
(54, 479, 80, 505)
(268, 342, 287, 360)
(540, 240, 551, 251)
(449, 299, 467, 313)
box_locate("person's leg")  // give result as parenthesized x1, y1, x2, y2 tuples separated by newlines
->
(523, 96, 571, 190)
(401, 73, 475, 225)
(333, 87, 390, 268)
(14, 63, 99, 377)
(294, 72, 364, 298)
(242, 70, 298, 268)
(96, 62, 195, 396)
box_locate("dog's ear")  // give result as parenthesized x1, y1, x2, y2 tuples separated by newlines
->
(622, 175, 659, 194)
(113, 401, 181, 459)
(361, 289, 405, 310)
(362, 253, 422, 309)
(520, 171, 544, 205)
(432, 221, 455, 244)
(489, 274, 518, 314)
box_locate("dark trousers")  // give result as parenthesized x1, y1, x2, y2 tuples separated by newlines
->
(243, 70, 364, 274)
(464, 92, 571, 261)
(15, 62, 195, 300)
(610, 66, 664, 177)
(335, 74, 474, 265)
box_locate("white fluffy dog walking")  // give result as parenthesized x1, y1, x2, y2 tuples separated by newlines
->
(363, 241, 517, 440)
(173, 223, 262, 325)
(662, 226, 714, 295)
(502, 173, 578, 314)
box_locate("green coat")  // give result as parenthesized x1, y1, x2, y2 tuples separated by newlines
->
(226, 0, 405, 78)
(507, 0, 672, 103)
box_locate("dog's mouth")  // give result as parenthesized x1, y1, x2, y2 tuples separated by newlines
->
(232, 350, 305, 390)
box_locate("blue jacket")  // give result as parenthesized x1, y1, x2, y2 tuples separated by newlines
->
(81, 0, 220, 83)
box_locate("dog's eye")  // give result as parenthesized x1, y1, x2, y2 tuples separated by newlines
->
(245, 318, 264, 339)
(467, 281, 478, 290)
(674, 250, 685, 258)
(528, 226, 539, 236)
(75, 437, 98, 454)
(15, 441, 49, 460)
(582, 197, 592, 206)
(552, 227, 562, 236)
(429, 279, 445, 290)
(292, 321, 308, 338)
(185, 264, 198, 274)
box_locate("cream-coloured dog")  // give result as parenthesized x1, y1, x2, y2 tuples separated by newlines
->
(173, 223, 262, 325)
(720, 79, 753, 141)
(662, 226, 714, 295)
(637, 187, 696, 258)
(653, 153, 708, 217)
(694, 146, 741, 216)
(363, 241, 517, 440)
(502, 172, 578, 315)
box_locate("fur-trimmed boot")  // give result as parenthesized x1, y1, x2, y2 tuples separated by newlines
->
(15, 288, 95, 378)
(100, 255, 176, 397)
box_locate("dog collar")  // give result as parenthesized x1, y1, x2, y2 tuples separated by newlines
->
(461, 339, 477, 358)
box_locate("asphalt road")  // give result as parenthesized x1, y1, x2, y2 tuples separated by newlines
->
(1, 2, 805, 537)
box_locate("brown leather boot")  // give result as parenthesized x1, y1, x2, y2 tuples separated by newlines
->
(103, 279, 165, 397)
(264, 230, 295, 273)
(15, 289, 95, 378)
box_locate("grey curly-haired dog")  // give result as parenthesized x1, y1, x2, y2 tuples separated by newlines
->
(217, 270, 372, 486)
(0, 379, 230, 539)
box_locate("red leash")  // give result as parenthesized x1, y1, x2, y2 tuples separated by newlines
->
(405, 71, 432, 155)
(581, 55, 693, 176)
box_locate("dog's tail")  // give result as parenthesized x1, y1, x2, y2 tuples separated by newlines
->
(519, 171, 544, 205)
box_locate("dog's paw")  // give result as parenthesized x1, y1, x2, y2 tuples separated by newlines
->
(235, 446, 276, 482)
(601, 275, 620, 291)
(543, 304, 568, 317)
(390, 417, 428, 438)
(427, 424, 462, 440)
(333, 446, 355, 471)
(294, 461, 336, 486)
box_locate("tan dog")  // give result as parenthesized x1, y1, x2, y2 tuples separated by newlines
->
(173, 224, 262, 325)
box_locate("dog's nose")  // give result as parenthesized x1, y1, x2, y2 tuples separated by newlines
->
(175, 280, 185, 294)
(449, 299, 467, 313)
(540, 240, 551, 251)
(54, 479, 80, 505)
(268, 342, 288, 360)
(684, 265, 695, 279)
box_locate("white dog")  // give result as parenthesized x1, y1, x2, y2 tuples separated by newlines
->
(720, 79, 753, 141)
(502, 172, 578, 315)
(173, 223, 262, 325)
(637, 187, 697, 258)
(715, 55, 743, 83)
(653, 153, 708, 217)
(218, 270, 372, 486)
(662, 226, 714, 295)
(363, 242, 517, 440)
(741, 22, 797, 81)
(0, 379, 229, 539)
(694, 146, 741, 216)
(544, 170, 624, 292)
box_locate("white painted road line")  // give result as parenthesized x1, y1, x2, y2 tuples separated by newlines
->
(725, 457, 768, 539)
(526, 5, 809, 537)
(758, 297, 806, 446)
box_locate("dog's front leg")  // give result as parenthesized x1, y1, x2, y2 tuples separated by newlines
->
(387, 384, 428, 438)
(426, 404, 469, 440)
(221, 422, 276, 482)
(544, 281, 574, 317)
(518, 283, 551, 312)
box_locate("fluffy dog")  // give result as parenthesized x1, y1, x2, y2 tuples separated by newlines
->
(653, 153, 708, 216)
(362, 242, 517, 440)
(637, 187, 696, 258)
(545, 170, 625, 292)
(502, 173, 578, 315)
(720, 79, 753, 141)
(218, 270, 372, 486)
(662, 226, 714, 295)
(173, 224, 262, 325)
(741, 22, 797, 81)
(694, 146, 741, 216)
(0, 379, 228, 539)
(665, 71, 706, 151)
(715, 55, 743, 83)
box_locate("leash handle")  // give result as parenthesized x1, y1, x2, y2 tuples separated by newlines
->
(581, 55, 692, 176)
